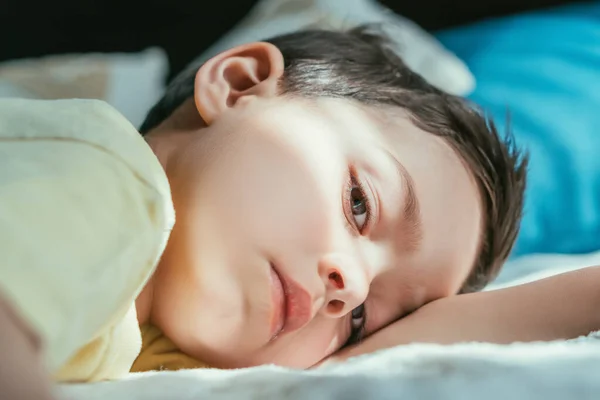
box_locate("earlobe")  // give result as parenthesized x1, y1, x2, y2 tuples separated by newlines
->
(193, 42, 285, 124)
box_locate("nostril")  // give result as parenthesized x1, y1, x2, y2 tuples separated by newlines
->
(328, 271, 344, 289)
(327, 299, 345, 315)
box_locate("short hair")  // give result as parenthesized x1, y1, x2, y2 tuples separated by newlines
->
(140, 26, 528, 293)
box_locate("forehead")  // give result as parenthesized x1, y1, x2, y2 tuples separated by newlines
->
(373, 108, 483, 297)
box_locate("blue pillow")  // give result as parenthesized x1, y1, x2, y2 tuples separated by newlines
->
(436, 2, 600, 257)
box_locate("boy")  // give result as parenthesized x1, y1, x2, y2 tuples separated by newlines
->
(2, 27, 598, 400)
(131, 26, 524, 371)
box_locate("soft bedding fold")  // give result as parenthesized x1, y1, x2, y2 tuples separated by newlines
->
(60, 332, 600, 400)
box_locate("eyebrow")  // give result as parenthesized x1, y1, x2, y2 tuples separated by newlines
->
(387, 151, 423, 252)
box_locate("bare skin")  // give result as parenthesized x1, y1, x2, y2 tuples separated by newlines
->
(0, 295, 56, 400)
(137, 41, 482, 369)
(325, 265, 600, 364)
(1, 42, 598, 398)
(2, 266, 600, 399)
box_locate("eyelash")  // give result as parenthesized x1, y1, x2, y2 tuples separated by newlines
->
(343, 168, 374, 236)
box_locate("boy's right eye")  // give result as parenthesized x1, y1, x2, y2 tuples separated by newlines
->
(350, 184, 368, 230)
(343, 168, 375, 236)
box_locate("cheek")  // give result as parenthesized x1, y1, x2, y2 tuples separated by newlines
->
(205, 133, 344, 257)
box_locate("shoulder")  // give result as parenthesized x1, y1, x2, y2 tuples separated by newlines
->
(0, 99, 170, 219)
(0, 98, 169, 200)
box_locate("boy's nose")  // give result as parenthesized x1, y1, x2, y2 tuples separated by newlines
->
(317, 253, 369, 318)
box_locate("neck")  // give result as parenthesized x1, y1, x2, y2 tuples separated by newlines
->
(144, 128, 204, 175)
(136, 102, 206, 325)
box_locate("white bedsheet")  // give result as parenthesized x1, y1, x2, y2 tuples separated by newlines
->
(60, 252, 600, 400)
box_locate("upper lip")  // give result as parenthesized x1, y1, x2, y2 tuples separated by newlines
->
(270, 262, 312, 336)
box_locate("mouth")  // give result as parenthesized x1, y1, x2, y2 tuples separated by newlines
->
(269, 262, 312, 340)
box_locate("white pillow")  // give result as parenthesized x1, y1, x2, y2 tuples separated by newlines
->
(0, 48, 168, 127)
(191, 0, 475, 96)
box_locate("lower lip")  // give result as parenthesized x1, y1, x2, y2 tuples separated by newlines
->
(269, 266, 286, 338)
(269, 263, 313, 339)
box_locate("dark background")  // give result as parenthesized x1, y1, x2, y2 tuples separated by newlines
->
(1, 0, 580, 81)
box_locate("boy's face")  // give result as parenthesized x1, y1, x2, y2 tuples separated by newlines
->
(147, 97, 482, 368)
(144, 42, 482, 368)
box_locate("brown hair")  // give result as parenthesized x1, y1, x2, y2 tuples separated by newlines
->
(140, 25, 528, 292)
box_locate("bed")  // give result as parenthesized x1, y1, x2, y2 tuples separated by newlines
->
(4, 1, 600, 398)
(59, 3, 600, 399)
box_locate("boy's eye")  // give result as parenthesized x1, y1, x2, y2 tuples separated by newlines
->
(345, 303, 367, 347)
(343, 169, 374, 236)
(350, 304, 366, 329)
(350, 184, 368, 230)
(351, 187, 367, 214)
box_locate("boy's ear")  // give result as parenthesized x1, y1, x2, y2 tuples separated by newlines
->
(194, 42, 285, 124)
